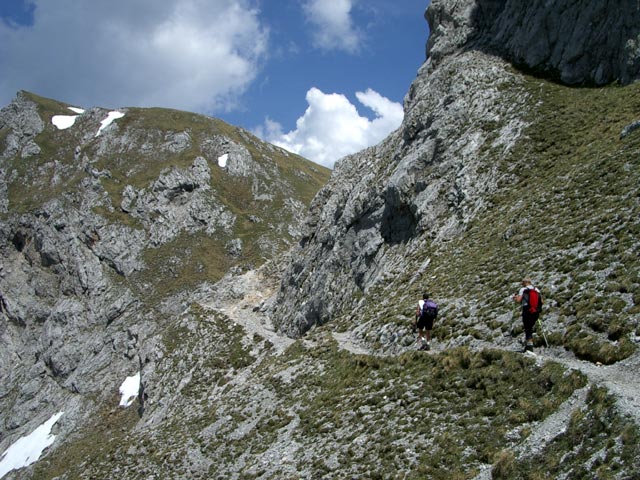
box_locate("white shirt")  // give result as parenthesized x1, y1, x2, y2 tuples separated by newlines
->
(519, 285, 540, 296)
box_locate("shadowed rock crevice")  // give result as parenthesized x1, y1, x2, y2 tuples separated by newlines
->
(1, 1, 639, 478)
(461, 0, 640, 86)
(380, 191, 418, 245)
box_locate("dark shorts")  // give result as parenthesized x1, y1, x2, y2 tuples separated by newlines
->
(417, 316, 434, 330)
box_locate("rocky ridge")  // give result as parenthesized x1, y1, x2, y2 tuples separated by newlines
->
(272, 0, 640, 342)
(262, 0, 640, 475)
(0, 92, 328, 478)
(425, 0, 640, 86)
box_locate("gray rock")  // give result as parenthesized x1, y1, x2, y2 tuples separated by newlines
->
(0, 168, 7, 213)
(226, 238, 243, 257)
(162, 131, 192, 153)
(426, 0, 640, 86)
(0, 91, 45, 160)
(273, 50, 526, 336)
(1, 1, 639, 477)
(20, 140, 41, 158)
(621, 120, 640, 139)
(121, 156, 236, 245)
(92, 223, 147, 276)
(202, 135, 263, 178)
(0, 85, 326, 465)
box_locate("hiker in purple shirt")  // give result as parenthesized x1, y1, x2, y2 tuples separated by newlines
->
(415, 293, 438, 350)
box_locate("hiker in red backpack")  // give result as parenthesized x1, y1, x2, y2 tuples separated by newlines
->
(513, 278, 543, 352)
(415, 293, 438, 350)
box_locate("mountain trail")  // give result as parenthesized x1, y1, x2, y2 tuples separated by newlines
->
(204, 270, 640, 478)
(471, 345, 640, 479)
(331, 328, 640, 426)
(332, 329, 640, 478)
(201, 268, 294, 355)
(331, 331, 372, 355)
(537, 347, 640, 425)
(330, 325, 640, 477)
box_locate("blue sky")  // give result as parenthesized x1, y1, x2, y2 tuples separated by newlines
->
(0, 0, 430, 167)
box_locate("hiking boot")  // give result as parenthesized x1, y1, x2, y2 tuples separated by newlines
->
(525, 343, 534, 352)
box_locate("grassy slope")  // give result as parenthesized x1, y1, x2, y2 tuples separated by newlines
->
(352, 75, 640, 365)
(246, 74, 640, 478)
(443, 77, 640, 362)
(29, 321, 638, 479)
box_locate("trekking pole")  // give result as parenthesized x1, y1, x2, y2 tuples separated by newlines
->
(537, 318, 549, 348)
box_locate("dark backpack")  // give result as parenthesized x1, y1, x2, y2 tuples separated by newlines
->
(421, 300, 438, 320)
(522, 288, 542, 314)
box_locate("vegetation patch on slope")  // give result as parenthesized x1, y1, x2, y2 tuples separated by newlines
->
(349, 76, 639, 365)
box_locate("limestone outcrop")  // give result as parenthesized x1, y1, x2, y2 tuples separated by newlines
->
(272, 0, 640, 337)
(0, 91, 329, 457)
(426, 0, 640, 86)
(1, 1, 640, 478)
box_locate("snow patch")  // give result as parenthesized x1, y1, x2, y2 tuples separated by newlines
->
(218, 153, 229, 168)
(119, 372, 140, 407)
(0, 412, 64, 479)
(51, 115, 78, 130)
(96, 111, 125, 137)
(51, 107, 85, 130)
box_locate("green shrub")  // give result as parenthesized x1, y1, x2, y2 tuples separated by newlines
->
(565, 328, 635, 364)
(492, 450, 518, 480)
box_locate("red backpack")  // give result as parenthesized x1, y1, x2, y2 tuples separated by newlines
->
(523, 288, 542, 314)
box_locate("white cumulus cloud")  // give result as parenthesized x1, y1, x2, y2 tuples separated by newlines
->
(302, 0, 362, 53)
(0, 0, 268, 112)
(260, 87, 403, 168)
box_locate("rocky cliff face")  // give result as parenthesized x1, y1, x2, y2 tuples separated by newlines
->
(0, 92, 328, 472)
(427, 0, 640, 86)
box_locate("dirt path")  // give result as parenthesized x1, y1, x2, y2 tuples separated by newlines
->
(470, 346, 640, 479)
(205, 275, 640, 479)
(203, 271, 640, 480)
(201, 268, 294, 354)
(538, 348, 640, 425)
(213, 276, 640, 429)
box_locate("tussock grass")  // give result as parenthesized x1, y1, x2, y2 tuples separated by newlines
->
(239, 339, 587, 478)
(512, 386, 640, 479)
(355, 78, 640, 364)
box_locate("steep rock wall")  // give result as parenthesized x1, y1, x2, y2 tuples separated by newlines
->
(426, 0, 640, 86)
